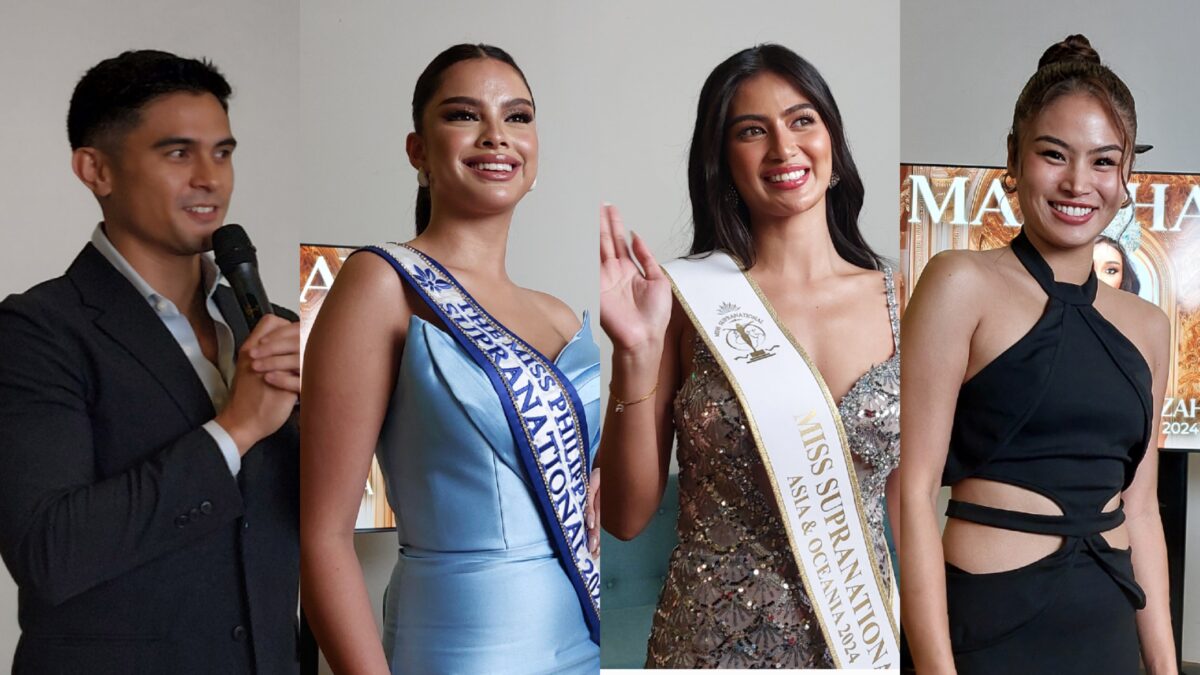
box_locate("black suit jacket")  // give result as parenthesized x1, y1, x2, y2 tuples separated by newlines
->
(0, 244, 300, 674)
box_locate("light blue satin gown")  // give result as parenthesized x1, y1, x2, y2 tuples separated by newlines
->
(377, 311, 601, 674)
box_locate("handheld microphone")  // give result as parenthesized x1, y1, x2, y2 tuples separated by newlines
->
(213, 224, 274, 331)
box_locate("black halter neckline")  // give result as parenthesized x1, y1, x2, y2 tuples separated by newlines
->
(1010, 230, 1098, 306)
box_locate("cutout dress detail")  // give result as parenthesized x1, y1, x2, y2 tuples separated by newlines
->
(941, 230, 1152, 674)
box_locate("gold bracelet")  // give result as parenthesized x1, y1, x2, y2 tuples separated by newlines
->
(612, 382, 659, 413)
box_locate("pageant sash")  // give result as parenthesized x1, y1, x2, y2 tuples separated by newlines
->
(363, 243, 600, 645)
(663, 252, 898, 669)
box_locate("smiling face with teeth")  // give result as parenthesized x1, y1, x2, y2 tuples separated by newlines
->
(81, 91, 235, 260)
(407, 58, 537, 222)
(724, 72, 833, 223)
(1011, 92, 1129, 251)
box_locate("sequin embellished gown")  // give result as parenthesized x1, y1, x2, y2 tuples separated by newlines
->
(645, 268, 900, 669)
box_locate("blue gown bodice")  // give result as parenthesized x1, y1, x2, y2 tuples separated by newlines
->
(378, 312, 601, 675)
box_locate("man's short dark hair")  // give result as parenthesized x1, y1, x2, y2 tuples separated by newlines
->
(67, 49, 232, 151)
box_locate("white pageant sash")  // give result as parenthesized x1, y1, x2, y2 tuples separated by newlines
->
(663, 252, 898, 669)
(361, 243, 600, 645)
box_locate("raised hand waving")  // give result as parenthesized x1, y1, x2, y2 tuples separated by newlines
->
(599, 204, 672, 353)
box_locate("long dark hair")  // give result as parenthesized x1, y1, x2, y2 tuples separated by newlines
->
(410, 44, 533, 234)
(688, 44, 881, 270)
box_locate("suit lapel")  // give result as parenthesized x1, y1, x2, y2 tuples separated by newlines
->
(68, 244, 216, 427)
(214, 285, 250, 349)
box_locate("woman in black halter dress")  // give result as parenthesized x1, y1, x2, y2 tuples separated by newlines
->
(898, 36, 1177, 675)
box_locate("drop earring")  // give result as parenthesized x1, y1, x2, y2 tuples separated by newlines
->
(417, 169, 429, 188)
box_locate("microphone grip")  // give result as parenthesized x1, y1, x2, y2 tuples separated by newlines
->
(226, 262, 274, 331)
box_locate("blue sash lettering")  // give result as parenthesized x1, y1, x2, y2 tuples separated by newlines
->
(514, 379, 541, 414)
(365, 244, 600, 645)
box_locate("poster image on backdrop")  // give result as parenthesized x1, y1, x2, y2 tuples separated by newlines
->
(299, 243, 395, 531)
(901, 164, 1200, 449)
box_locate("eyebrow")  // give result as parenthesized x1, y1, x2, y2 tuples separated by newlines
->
(727, 103, 815, 128)
(437, 95, 535, 110)
(151, 136, 238, 149)
(1033, 135, 1121, 154)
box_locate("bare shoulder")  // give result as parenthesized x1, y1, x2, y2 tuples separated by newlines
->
(321, 249, 410, 325)
(901, 249, 1000, 353)
(838, 266, 893, 327)
(302, 248, 409, 382)
(1097, 283, 1170, 369)
(935, 246, 1000, 271)
(523, 287, 582, 335)
(910, 248, 995, 307)
(842, 264, 887, 293)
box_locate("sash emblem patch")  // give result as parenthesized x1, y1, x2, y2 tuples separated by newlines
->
(714, 302, 778, 363)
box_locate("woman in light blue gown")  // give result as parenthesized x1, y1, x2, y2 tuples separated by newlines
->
(300, 44, 601, 674)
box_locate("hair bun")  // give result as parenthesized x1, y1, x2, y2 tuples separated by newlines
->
(1038, 34, 1101, 69)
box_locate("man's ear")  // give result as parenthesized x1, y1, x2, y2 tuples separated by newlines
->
(72, 147, 113, 198)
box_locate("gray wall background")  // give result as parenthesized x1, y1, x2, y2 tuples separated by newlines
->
(0, 0, 299, 667)
(298, 1, 897, 671)
(902, 0, 1200, 660)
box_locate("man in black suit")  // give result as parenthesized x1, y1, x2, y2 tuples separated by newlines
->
(0, 50, 300, 674)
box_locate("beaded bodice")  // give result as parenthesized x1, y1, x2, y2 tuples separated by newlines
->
(645, 268, 900, 669)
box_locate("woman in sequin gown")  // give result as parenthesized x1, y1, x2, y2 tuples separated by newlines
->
(599, 44, 900, 669)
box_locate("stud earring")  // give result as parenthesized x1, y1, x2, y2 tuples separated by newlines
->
(1001, 172, 1017, 194)
(828, 172, 841, 189)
